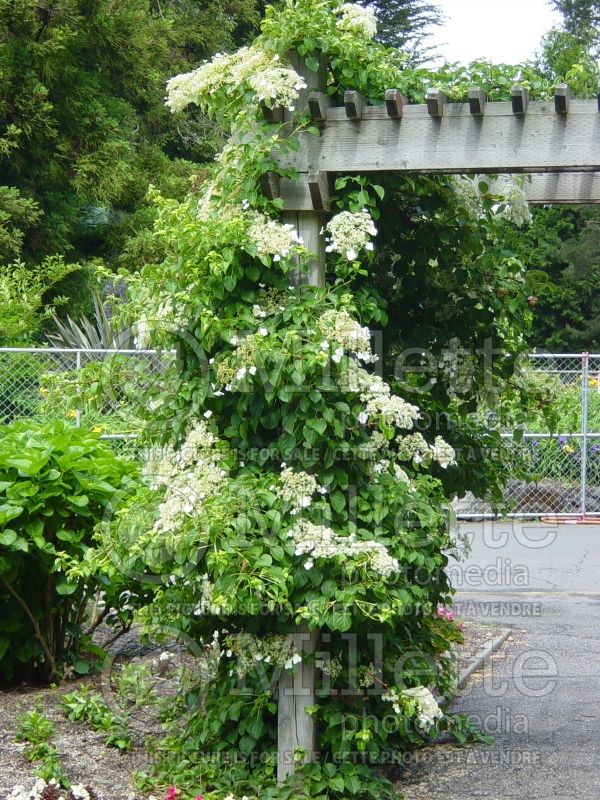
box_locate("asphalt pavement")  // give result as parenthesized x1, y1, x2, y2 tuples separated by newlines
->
(399, 521, 600, 800)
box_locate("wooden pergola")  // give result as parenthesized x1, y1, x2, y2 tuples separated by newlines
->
(268, 57, 600, 783)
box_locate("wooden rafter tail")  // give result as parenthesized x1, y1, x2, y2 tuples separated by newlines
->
(555, 84, 571, 114)
(385, 88, 407, 118)
(426, 88, 447, 118)
(308, 168, 330, 211)
(598, 81, 600, 112)
(260, 171, 280, 201)
(511, 85, 529, 115)
(261, 102, 284, 123)
(308, 91, 331, 122)
(468, 87, 486, 116)
(344, 90, 364, 120)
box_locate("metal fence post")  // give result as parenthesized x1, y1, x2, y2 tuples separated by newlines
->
(75, 349, 82, 428)
(580, 352, 590, 518)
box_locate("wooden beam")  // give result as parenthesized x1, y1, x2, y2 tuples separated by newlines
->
(511, 86, 529, 115)
(426, 88, 447, 118)
(260, 171, 280, 200)
(307, 168, 330, 211)
(278, 99, 600, 175)
(385, 88, 407, 118)
(261, 103, 284, 123)
(279, 171, 600, 207)
(344, 90, 364, 120)
(308, 91, 331, 122)
(468, 87, 486, 116)
(555, 83, 571, 114)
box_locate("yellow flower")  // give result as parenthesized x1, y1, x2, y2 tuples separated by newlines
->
(564, 444, 574, 454)
(39, 386, 48, 397)
(67, 409, 78, 419)
(92, 425, 103, 433)
(589, 378, 598, 388)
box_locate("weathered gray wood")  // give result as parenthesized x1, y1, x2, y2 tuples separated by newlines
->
(308, 91, 331, 122)
(308, 168, 330, 211)
(278, 170, 600, 207)
(426, 88, 447, 118)
(277, 99, 600, 175)
(511, 85, 529, 114)
(344, 90, 364, 120)
(385, 88, 407, 118)
(261, 103, 284, 123)
(286, 51, 327, 114)
(555, 83, 571, 114)
(277, 626, 320, 784)
(260, 171, 280, 200)
(468, 87, 486, 116)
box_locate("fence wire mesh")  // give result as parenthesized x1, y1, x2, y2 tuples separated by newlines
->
(0, 348, 174, 449)
(2, 348, 600, 517)
(455, 353, 600, 518)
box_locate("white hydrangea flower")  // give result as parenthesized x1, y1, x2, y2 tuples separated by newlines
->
(345, 366, 420, 430)
(226, 633, 302, 677)
(166, 45, 306, 113)
(336, 3, 378, 38)
(325, 210, 377, 260)
(248, 212, 303, 261)
(289, 519, 399, 578)
(452, 176, 485, 220)
(500, 180, 532, 227)
(316, 309, 375, 362)
(403, 686, 444, 731)
(277, 468, 324, 513)
(431, 435, 456, 469)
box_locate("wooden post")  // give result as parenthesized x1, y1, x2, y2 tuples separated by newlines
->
(278, 50, 327, 785)
(277, 626, 320, 783)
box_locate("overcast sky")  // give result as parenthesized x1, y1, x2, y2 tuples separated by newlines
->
(426, 0, 563, 65)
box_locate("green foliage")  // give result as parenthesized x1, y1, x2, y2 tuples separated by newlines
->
(61, 685, 133, 750)
(0, 257, 79, 346)
(358, 0, 442, 61)
(15, 699, 70, 787)
(0, 421, 136, 682)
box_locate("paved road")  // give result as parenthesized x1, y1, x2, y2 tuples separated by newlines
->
(399, 522, 600, 800)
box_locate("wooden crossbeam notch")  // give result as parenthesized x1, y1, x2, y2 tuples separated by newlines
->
(555, 84, 571, 114)
(344, 90, 364, 120)
(308, 91, 331, 122)
(426, 88, 447, 118)
(468, 87, 486, 116)
(260, 171, 280, 201)
(511, 86, 529, 115)
(385, 88, 407, 118)
(308, 168, 330, 211)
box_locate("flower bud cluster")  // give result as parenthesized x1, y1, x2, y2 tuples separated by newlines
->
(276, 467, 326, 513)
(225, 632, 302, 677)
(336, 3, 378, 38)
(325, 210, 377, 261)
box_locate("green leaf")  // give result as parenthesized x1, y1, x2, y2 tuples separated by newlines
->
(56, 577, 78, 595)
(0, 504, 23, 526)
(0, 529, 17, 547)
(67, 495, 89, 508)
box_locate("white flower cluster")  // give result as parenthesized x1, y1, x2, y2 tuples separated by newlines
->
(382, 686, 443, 731)
(336, 3, 378, 38)
(452, 176, 485, 220)
(396, 433, 455, 469)
(277, 467, 326, 513)
(166, 46, 306, 113)
(193, 575, 221, 616)
(325, 210, 377, 260)
(403, 686, 444, 731)
(248, 65, 307, 109)
(289, 519, 399, 577)
(134, 295, 185, 350)
(147, 421, 228, 535)
(6, 780, 92, 800)
(317, 308, 376, 363)
(500, 181, 532, 227)
(225, 632, 302, 677)
(248, 213, 303, 261)
(431, 435, 456, 469)
(351, 367, 421, 430)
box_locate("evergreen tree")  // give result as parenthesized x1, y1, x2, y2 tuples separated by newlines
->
(359, 0, 442, 61)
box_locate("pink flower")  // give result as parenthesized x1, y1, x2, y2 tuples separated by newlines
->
(164, 788, 179, 800)
(437, 604, 455, 622)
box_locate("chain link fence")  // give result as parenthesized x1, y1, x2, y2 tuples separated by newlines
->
(456, 353, 600, 519)
(0, 347, 175, 454)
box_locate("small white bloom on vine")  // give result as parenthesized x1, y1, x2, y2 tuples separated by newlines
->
(203, 410, 213, 419)
(259, 327, 269, 336)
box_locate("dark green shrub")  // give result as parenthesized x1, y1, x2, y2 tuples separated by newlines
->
(0, 420, 137, 683)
